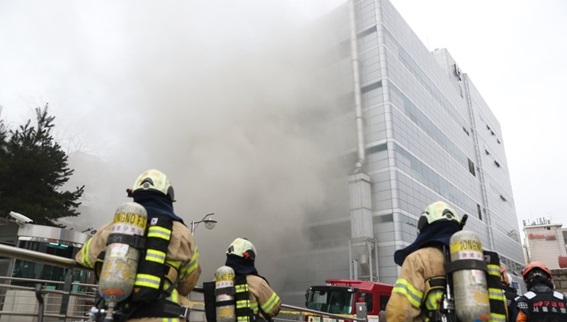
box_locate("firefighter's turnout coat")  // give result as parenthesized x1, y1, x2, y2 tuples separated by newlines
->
(386, 246, 446, 322)
(385, 219, 461, 322)
(76, 220, 201, 322)
(245, 274, 281, 319)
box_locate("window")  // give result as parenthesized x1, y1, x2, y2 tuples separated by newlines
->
(361, 81, 382, 93)
(477, 204, 482, 221)
(494, 161, 500, 167)
(380, 295, 390, 311)
(463, 127, 470, 136)
(453, 64, 462, 80)
(468, 159, 476, 176)
(363, 292, 373, 312)
(500, 195, 507, 202)
(358, 26, 377, 38)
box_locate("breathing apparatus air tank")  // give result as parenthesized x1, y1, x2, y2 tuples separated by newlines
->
(215, 265, 236, 322)
(98, 202, 148, 321)
(449, 230, 490, 322)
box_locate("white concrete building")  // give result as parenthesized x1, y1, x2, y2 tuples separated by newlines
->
(279, 0, 524, 305)
(523, 219, 566, 269)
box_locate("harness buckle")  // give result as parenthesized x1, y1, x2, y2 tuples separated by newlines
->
(179, 305, 190, 320)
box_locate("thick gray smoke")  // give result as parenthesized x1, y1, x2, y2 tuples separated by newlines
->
(5, 1, 353, 295)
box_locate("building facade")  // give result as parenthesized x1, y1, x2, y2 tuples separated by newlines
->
(523, 219, 567, 270)
(280, 0, 524, 305)
(0, 220, 91, 282)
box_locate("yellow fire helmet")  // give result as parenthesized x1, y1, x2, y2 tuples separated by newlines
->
(226, 237, 257, 261)
(131, 169, 175, 202)
(417, 201, 460, 231)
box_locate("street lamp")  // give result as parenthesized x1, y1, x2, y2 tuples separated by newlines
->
(191, 213, 217, 235)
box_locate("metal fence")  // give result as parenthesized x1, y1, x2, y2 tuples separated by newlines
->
(0, 244, 370, 322)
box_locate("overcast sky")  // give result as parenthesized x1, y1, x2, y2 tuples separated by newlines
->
(1, 0, 566, 274)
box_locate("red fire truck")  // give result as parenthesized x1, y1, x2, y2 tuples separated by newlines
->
(304, 279, 393, 320)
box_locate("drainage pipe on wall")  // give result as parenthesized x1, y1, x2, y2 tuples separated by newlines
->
(349, 0, 366, 174)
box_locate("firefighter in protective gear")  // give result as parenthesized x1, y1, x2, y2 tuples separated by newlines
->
(76, 169, 201, 322)
(224, 237, 281, 321)
(514, 262, 567, 322)
(499, 264, 518, 321)
(385, 201, 461, 322)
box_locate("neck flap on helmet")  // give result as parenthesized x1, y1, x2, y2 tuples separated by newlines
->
(394, 220, 460, 266)
(225, 254, 259, 276)
(132, 190, 184, 223)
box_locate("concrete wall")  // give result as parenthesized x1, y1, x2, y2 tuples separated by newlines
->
(551, 269, 567, 295)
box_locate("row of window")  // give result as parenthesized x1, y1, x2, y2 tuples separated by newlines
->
(389, 83, 471, 172)
(382, 27, 469, 129)
(395, 143, 479, 217)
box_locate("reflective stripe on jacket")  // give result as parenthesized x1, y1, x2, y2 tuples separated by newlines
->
(386, 247, 445, 322)
(484, 254, 508, 322)
(75, 220, 201, 322)
(246, 275, 281, 319)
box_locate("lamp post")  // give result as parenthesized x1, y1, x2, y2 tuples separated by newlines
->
(191, 213, 217, 235)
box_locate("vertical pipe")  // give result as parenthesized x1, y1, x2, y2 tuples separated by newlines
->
(463, 74, 495, 251)
(349, 239, 353, 279)
(35, 284, 44, 322)
(59, 268, 73, 321)
(367, 240, 373, 282)
(349, 0, 366, 174)
(374, 239, 380, 280)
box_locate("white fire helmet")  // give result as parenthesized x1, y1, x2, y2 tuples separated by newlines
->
(226, 238, 257, 261)
(131, 169, 175, 201)
(417, 201, 460, 231)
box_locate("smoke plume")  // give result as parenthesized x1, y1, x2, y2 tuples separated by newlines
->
(7, 1, 353, 298)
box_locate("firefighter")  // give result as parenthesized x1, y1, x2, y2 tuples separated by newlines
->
(385, 201, 461, 322)
(76, 169, 201, 322)
(499, 263, 518, 321)
(514, 262, 567, 322)
(224, 237, 281, 321)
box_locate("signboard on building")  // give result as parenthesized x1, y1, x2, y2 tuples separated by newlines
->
(528, 233, 557, 240)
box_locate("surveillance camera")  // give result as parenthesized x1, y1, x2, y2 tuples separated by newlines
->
(9, 211, 33, 224)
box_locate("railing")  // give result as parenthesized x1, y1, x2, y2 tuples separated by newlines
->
(0, 276, 97, 322)
(0, 244, 372, 322)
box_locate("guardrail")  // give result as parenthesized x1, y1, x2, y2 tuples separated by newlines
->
(0, 244, 371, 322)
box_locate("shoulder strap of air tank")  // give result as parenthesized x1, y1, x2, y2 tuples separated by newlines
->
(438, 245, 464, 322)
(422, 275, 447, 315)
(203, 281, 217, 322)
(483, 251, 508, 322)
(130, 214, 175, 303)
(234, 275, 253, 320)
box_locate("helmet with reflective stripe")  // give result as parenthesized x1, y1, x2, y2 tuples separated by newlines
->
(417, 201, 460, 231)
(522, 261, 552, 281)
(226, 237, 257, 261)
(132, 169, 175, 202)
